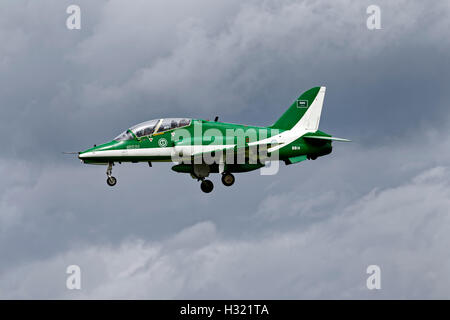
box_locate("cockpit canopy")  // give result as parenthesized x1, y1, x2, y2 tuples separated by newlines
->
(114, 118, 191, 141)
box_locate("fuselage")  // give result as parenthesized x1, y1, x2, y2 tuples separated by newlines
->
(76, 86, 347, 192)
(78, 118, 332, 165)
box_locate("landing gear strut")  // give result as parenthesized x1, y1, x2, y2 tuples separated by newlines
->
(190, 164, 214, 193)
(221, 172, 235, 187)
(106, 162, 117, 186)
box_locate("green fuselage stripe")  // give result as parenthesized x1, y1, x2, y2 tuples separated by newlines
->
(79, 119, 332, 164)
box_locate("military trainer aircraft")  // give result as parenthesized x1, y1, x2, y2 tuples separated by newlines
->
(77, 86, 350, 193)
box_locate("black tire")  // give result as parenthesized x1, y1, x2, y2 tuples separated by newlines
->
(221, 173, 235, 187)
(310, 155, 317, 160)
(200, 179, 214, 193)
(107, 176, 117, 186)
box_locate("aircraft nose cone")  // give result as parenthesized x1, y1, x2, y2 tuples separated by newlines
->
(78, 142, 115, 163)
(78, 150, 92, 160)
(78, 152, 86, 161)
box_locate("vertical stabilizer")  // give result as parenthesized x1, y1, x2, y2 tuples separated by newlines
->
(271, 86, 326, 132)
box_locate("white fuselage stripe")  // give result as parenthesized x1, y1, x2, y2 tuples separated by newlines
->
(80, 145, 236, 159)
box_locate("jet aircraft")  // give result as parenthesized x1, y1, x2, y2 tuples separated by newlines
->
(77, 87, 350, 193)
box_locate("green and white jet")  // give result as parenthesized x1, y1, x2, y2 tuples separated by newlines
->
(77, 86, 350, 193)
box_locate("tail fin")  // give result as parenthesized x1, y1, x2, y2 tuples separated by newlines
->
(270, 86, 326, 131)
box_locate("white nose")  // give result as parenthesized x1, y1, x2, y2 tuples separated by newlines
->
(78, 152, 93, 160)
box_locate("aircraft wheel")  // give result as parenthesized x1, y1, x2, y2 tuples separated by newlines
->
(221, 173, 235, 187)
(107, 176, 117, 186)
(310, 155, 317, 160)
(200, 179, 214, 193)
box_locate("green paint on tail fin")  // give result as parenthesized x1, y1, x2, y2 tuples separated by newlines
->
(270, 87, 321, 130)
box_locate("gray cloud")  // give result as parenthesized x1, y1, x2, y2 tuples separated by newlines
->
(2, 0, 450, 159)
(1, 0, 450, 299)
(2, 126, 450, 298)
(2, 164, 450, 299)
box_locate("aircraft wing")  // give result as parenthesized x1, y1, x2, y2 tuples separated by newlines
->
(173, 133, 350, 160)
(173, 143, 236, 158)
(189, 144, 237, 157)
(174, 136, 284, 158)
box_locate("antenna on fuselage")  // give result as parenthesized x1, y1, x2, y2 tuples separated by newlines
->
(214, 116, 219, 122)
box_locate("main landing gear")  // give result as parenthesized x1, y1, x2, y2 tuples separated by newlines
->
(190, 165, 236, 193)
(200, 179, 214, 193)
(221, 172, 235, 187)
(106, 162, 117, 186)
(198, 173, 235, 193)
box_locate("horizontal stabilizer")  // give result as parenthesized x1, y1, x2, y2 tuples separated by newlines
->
(303, 136, 351, 142)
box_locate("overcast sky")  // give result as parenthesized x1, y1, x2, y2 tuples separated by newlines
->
(1, 0, 450, 299)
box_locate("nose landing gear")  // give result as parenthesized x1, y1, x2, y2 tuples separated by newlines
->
(106, 162, 117, 186)
(107, 176, 117, 186)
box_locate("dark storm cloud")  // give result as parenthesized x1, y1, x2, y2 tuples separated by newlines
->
(1, 0, 450, 298)
(1, 0, 449, 160)
(3, 156, 450, 298)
